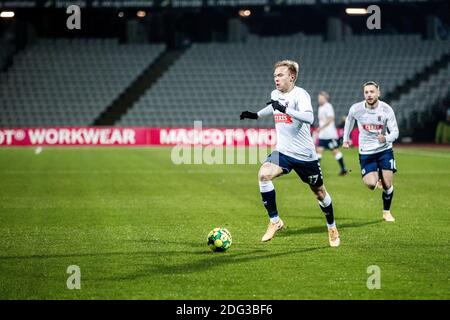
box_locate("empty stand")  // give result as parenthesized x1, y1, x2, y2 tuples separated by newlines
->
(119, 33, 450, 129)
(0, 38, 165, 127)
(1, 34, 449, 131)
(391, 63, 450, 130)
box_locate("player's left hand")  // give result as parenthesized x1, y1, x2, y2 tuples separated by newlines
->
(377, 135, 386, 143)
(240, 111, 258, 120)
(270, 100, 286, 113)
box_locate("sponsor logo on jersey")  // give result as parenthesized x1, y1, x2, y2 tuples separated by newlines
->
(362, 124, 383, 131)
(274, 114, 293, 124)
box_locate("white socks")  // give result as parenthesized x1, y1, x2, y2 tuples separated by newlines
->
(335, 152, 343, 160)
(318, 193, 332, 208)
(259, 180, 274, 193)
(384, 185, 394, 195)
(270, 216, 280, 223)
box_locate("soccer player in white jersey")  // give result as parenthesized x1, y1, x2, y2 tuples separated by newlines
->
(240, 60, 340, 247)
(316, 91, 348, 176)
(343, 81, 399, 222)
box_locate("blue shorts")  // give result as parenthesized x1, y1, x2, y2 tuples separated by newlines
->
(359, 149, 397, 177)
(265, 151, 323, 187)
(318, 139, 339, 150)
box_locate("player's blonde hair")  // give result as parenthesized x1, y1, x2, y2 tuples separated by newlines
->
(274, 60, 299, 82)
(319, 91, 330, 101)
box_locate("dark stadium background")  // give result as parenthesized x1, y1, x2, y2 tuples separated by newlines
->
(1, 0, 449, 143)
(0, 0, 449, 302)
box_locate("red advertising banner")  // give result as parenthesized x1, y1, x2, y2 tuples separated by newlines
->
(0, 127, 358, 147)
(0, 127, 276, 147)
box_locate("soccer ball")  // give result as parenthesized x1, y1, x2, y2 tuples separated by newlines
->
(207, 228, 232, 252)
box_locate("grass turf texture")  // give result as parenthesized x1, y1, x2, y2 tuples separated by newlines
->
(0, 146, 448, 299)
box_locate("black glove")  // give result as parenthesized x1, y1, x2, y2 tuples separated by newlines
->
(270, 100, 286, 113)
(240, 111, 258, 120)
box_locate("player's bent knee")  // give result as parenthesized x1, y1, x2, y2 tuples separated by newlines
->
(381, 174, 393, 190)
(258, 173, 272, 182)
(363, 174, 378, 190)
(382, 182, 392, 190)
(316, 191, 325, 201)
(258, 163, 281, 182)
(258, 168, 273, 182)
(312, 186, 326, 201)
(365, 182, 377, 190)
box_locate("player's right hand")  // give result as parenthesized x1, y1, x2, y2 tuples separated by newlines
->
(240, 111, 258, 120)
(342, 141, 350, 149)
(270, 100, 286, 113)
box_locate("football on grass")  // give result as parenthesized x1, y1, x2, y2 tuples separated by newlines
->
(207, 228, 232, 252)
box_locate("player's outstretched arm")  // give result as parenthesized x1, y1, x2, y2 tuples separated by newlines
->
(269, 100, 314, 124)
(240, 102, 273, 120)
(240, 111, 258, 120)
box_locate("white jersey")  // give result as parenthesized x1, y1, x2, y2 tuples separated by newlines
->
(318, 102, 338, 140)
(343, 100, 399, 155)
(257, 86, 317, 161)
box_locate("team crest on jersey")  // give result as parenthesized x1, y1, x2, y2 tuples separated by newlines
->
(274, 114, 293, 124)
(378, 116, 382, 121)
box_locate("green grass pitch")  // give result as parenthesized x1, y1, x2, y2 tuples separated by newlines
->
(0, 146, 449, 299)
